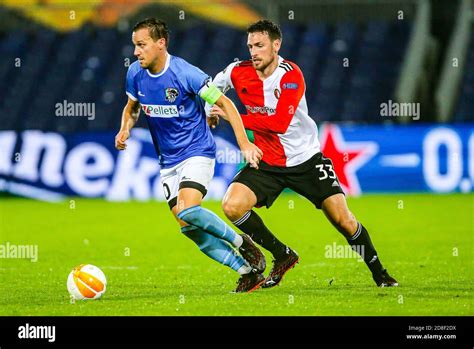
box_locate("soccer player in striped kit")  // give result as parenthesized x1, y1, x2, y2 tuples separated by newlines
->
(207, 20, 398, 288)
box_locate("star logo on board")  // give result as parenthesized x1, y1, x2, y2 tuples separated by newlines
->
(319, 124, 378, 195)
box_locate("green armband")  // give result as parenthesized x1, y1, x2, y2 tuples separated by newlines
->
(200, 82, 223, 105)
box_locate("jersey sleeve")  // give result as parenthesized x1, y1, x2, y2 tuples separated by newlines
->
(184, 64, 211, 95)
(241, 67, 305, 134)
(125, 62, 139, 101)
(212, 61, 236, 94)
(204, 61, 237, 115)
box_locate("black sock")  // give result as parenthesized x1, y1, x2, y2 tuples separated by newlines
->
(346, 223, 384, 276)
(233, 210, 287, 258)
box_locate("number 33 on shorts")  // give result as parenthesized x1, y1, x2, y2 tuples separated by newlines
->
(315, 163, 336, 180)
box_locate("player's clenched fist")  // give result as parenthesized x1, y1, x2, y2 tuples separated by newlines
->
(207, 114, 220, 129)
(115, 129, 130, 150)
(241, 141, 263, 169)
(209, 105, 224, 120)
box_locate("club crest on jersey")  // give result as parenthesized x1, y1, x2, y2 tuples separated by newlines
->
(165, 88, 179, 103)
(274, 88, 281, 99)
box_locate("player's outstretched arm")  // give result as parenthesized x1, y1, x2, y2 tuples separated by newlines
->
(115, 97, 140, 150)
(199, 81, 262, 168)
(214, 95, 263, 169)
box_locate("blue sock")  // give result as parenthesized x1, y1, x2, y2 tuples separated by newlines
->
(180, 226, 250, 274)
(177, 205, 243, 247)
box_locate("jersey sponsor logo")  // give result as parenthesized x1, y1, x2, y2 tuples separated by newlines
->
(138, 91, 145, 97)
(245, 105, 276, 115)
(283, 83, 298, 90)
(141, 104, 179, 118)
(165, 88, 179, 103)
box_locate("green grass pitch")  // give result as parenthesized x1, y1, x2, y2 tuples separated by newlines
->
(0, 193, 472, 316)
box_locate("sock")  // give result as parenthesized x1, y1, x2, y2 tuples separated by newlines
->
(233, 210, 287, 258)
(181, 226, 251, 274)
(177, 205, 243, 248)
(346, 222, 384, 276)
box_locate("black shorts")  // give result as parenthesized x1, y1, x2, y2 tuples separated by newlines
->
(232, 152, 345, 209)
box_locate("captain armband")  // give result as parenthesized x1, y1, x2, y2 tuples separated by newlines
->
(199, 82, 223, 105)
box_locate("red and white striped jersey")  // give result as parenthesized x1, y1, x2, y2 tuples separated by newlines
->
(208, 56, 320, 167)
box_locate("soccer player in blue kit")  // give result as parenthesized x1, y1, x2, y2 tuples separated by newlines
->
(115, 18, 266, 292)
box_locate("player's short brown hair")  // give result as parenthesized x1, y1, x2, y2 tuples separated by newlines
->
(133, 18, 169, 48)
(247, 19, 282, 41)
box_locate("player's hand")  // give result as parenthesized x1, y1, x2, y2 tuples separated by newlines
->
(115, 129, 130, 150)
(208, 105, 224, 128)
(210, 105, 225, 118)
(207, 114, 219, 129)
(241, 141, 263, 169)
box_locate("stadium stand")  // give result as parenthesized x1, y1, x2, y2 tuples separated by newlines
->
(0, 19, 415, 131)
(453, 31, 474, 122)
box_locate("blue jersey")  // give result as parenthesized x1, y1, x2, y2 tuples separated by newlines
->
(125, 54, 216, 168)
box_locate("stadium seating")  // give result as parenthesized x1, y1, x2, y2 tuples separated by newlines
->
(453, 33, 474, 122)
(0, 19, 419, 133)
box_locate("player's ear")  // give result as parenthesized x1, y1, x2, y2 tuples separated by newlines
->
(273, 39, 281, 53)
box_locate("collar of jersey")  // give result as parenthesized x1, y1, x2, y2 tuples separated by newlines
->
(272, 55, 284, 77)
(259, 56, 284, 81)
(146, 53, 171, 78)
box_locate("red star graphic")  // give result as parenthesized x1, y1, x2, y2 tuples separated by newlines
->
(320, 125, 378, 195)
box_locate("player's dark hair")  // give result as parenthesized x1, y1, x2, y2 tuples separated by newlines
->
(133, 18, 169, 47)
(247, 19, 282, 41)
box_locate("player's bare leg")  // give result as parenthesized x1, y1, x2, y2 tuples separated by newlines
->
(222, 183, 257, 221)
(176, 188, 204, 214)
(169, 188, 202, 227)
(223, 182, 299, 288)
(322, 193, 398, 287)
(320, 193, 357, 238)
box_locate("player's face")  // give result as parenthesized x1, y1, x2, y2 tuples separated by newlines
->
(247, 32, 281, 72)
(132, 29, 165, 69)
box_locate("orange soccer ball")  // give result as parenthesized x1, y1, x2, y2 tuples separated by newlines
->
(67, 264, 107, 300)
